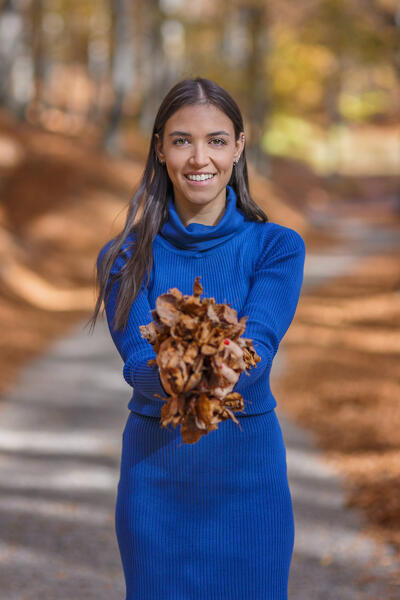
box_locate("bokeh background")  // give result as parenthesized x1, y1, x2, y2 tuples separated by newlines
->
(0, 0, 399, 596)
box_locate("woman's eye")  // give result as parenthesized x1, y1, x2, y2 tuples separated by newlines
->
(172, 137, 226, 146)
(173, 138, 188, 145)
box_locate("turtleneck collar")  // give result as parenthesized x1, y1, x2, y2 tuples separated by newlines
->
(159, 184, 246, 252)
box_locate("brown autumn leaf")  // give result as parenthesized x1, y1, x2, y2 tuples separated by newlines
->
(139, 276, 261, 444)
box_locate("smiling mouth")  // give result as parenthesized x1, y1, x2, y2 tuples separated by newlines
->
(184, 173, 217, 181)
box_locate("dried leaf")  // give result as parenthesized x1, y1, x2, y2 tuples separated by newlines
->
(139, 276, 260, 444)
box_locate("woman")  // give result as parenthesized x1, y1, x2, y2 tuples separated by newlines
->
(90, 77, 306, 599)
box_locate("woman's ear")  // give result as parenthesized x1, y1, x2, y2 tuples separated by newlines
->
(154, 133, 165, 163)
(234, 132, 245, 162)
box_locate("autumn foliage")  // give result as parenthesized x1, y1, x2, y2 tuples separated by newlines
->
(139, 276, 260, 444)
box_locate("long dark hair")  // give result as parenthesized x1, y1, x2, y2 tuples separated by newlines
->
(87, 77, 269, 334)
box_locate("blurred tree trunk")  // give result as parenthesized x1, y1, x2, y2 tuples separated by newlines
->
(0, 0, 23, 111)
(137, 0, 167, 134)
(395, 2, 400, 78)
(31, 0, 45, 107)
(86, 7, 111, 124)
(242, 3, 270, 177)
(103, 0, 136, 154)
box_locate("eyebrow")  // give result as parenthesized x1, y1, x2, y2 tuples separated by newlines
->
(168, 130, 231, 137)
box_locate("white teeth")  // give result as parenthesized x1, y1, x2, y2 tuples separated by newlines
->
(186, 173, 215, 181)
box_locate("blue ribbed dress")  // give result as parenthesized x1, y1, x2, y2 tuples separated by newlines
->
(98, 184, 306, 600)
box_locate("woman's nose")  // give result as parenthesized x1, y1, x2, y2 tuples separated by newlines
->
(189, 143, 209, 165)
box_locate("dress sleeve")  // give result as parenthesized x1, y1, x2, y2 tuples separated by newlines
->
(233, 226, 306, 393)
(97, 239, 166, 401)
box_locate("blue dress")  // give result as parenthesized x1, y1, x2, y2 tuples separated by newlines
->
(116, 409, 294, 599)
(98, 185, 306, 599)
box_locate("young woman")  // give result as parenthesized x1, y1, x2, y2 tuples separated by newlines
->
(90, 77, 306, 599)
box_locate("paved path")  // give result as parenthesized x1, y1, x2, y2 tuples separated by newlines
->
(0, 217, 399, 599)
(0, 320, 126, 599)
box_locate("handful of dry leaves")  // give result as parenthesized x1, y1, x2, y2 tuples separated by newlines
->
(139, 276, 260, 444)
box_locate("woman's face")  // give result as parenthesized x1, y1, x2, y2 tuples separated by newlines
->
(155, 103, 244, 209)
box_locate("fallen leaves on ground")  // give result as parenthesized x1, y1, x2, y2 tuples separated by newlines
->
(274, 245, 400, 577)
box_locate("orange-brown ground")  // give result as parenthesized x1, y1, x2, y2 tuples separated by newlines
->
(1, 107, 399, 574)
(0, 108, 145, 397)
(275, 245, 400, 574)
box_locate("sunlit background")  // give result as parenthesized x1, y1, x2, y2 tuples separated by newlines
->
(1, 0, 398, 173)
